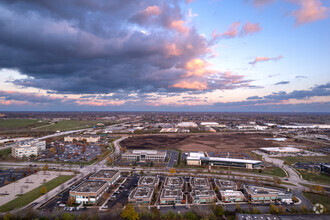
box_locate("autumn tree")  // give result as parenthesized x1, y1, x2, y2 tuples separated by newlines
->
(269, 204, 279, 214)
(121, 204, 139, 220)
(40, 185, 48, 194)
(313, 185, 324, 192)
(292, 196, 299, 203)
(300, 205, 308, 214)
(42, 164, 48, 171)
(214, 205, 224, 216)
(169, 168, 176, 175)
(67, 196, 76, 205)
(235, 203, 242, 213)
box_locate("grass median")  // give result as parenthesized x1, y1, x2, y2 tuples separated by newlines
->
(0, 175, 74, 212)
(298, 169, 330, 184)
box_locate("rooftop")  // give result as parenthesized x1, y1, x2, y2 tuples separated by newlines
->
(161, 188, 183, 198)
(72, 180, 107, 193)
(214, 179, 236, 189)
(201, 157, 262, 164)
(138, 176, 159, 187)
(164, 176, 184, 187)
(191, 189, 216, 197)
(220, 190, 244, 197)
(260, 147, 302, 153)
(90, 170, 119, 179)
(244, 185, 281, 195)
(187, 151, 205, 160)
(191, 177, 209, 187)
(130, 187, 154, 199)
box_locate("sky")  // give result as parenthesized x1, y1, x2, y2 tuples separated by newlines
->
(0, 0, 329, 112)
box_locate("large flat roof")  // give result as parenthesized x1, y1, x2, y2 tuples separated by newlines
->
(201, 157, 261, 164)
(161, 188, 183, 198)
(90, 170, 119, 179)
(191, 189, 216, 197)
(72, 180, 107, 193)
(220, 190, 244, 197)
(130, 187, 154, 199)
(260, 147, 301, 153)
(164, 176, 184, 187)
(138, 176, 159, 186)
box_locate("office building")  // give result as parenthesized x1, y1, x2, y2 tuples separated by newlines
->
(138, 176, 160, 188)
(11, 140, 46, 158)
(159, 188, 183, 205)
(69, 180, 109, 204)
(190, 189, 217, 204)
(128, 187, 154, 204)
(122, 150, 166, 162)
(220, 190, 245, 203)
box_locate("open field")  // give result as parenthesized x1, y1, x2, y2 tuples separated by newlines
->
(33, 120, 107, 131)
(0, 119, 46, 128)
(0, 175, 74, 212)
(298, 170, 330, 184)
(303, 192, 330, 213)
(274, 155, 330, 164)
(121, 133, 319, 152)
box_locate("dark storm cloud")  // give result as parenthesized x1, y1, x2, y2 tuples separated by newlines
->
(274, 81, 290, 85)
(0, 0, 252, 96)
(0, 90, 65, 104)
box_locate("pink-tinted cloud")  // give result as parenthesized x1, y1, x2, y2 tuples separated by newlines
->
(249, 55, 283, 66)
(291, 0, 329, 25)
(186, 0, 194, 3)
(211, 21, 262, 44)
(143, 6, 161, 16)
(169, 20, 189, 33)
(240, 22, 262, 36)
(171, 80, 208, 90)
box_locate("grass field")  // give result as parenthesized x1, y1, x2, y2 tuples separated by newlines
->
(0, 148, 12, 159)
(298, 169, 330, 184)
(33, 120, 109, 131)
(0, 175, 74, 212)
(274, 155, 330, 164)
(0, 119, 46, 128)
(303, 192, 330, 213)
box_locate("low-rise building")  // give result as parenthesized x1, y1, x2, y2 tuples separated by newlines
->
(138, 176, 160, 188)
(219, 190, 245, 203)
(64, 135, 100, 143)
(176, 122, 198, 128)
(243, 185, 292, 203)
(159, 188, 183, 205)
(89, 170, 120, 185)
(201, 157, 262, 169)
(190, 189, 217, 204)
(214, 179, 237, 191)
(128, 187, 154, 204)
(11, 140, 46, 158)
(122, 150, 166, 162)
(260, 147, 302, 155)
(186, 152, 205, 165)
(69, 180, 109, 204)
(164, 176, 184, 189)
(190, 177, 210, 190)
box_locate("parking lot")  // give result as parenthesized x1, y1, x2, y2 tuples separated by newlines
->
(37, 141, 102, 163)
(0, 168, 32, 187)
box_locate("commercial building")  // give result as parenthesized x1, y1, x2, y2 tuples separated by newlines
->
(160, 128, 179, 133)
(214, 179, 237, 191)
(186, 152, 205, 165)
(190, 189, 217, 204)
(69, 180, 109, 204)
(201, 157, 262, 169)
(64, 135, 100, 143)
(89, 170, 120, 185)
(236, 125, 267, 130)
(11, 140, 46, 158)
(122, 150, 166, 162)
(138, 176, 160, 188)
(243, 185, 292, 203)
(159, 188, 183, 205)
(219, 190, 245, 203)
(128, 187, 154, 204)
(176, 122, 198, 128)
(190, 177, 210, 190)
(260, 147, 302, 154)
(164, 176, 184, 189)
(200, 122, 220, 127)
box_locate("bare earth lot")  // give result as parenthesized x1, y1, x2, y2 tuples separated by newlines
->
(121, 133, 318, 152)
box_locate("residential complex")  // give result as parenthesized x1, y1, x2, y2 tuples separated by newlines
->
(121, 150, 166, 162)
(11, 140, 46, 158)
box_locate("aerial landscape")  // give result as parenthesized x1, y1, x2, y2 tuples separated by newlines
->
(0, 0, 329, 220)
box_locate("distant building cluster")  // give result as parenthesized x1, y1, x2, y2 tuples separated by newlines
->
(64, 135, 100, 143)
(11, 140, 46, 158)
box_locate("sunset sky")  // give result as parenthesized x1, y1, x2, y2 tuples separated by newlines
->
(0, 0, 329, 112)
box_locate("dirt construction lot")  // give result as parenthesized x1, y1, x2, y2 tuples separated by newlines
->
(121, 133, 318, 152)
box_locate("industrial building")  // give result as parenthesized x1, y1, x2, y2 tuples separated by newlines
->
(190, 189, 217, 204)
(159, 188, 183, 205)
(122, 150, 166, 162)
(69, 180, 109, 204)
(11, 140, 46, 158)
(64, 135, 100, 143)
(138, 176, 160, 188)
(176, 122, 198, 128)
(219, 190, 245, 203)
(186, 152, 262, 169)
(214, 179, 237, 191)
(190, 177, 211, 190)
(260, 147, 302, 154)
(164, 176, 184, 189)
(89, 170, 120, 185)
(128, 187, 154, 204)
(243, 185, 293, 203)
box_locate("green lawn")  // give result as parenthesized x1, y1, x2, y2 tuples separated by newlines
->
(0, 175, 74, 212)
(0, 119, 46, 128)
(34, 120, 111, 131)
(257, 167, 287, 177)
(298, 169, 330, 184)
(303, 192, 330, 213)
(274, 155, 330, 165)
(0, 148, 11, 159)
